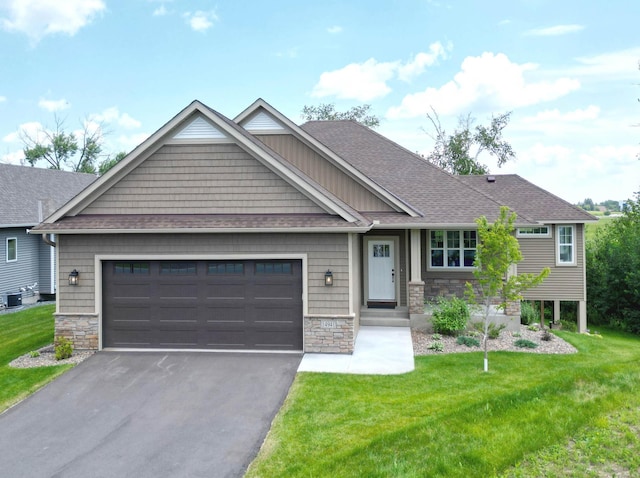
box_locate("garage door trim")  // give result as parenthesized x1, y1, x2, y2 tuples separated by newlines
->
(95, 253, 308, 351)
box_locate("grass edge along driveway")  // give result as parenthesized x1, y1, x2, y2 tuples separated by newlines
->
(246, 329, 640, 478)
(0, 305, 72, 413)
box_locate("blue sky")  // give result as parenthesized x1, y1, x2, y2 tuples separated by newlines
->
(1, 0, 638, 203)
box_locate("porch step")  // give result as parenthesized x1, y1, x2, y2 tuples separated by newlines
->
(360, 317, 411, 327)
(360, 306, 410, 327)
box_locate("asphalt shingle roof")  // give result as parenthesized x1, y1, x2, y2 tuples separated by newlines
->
(301, 120, 594, 225)
(0, 164, 96, 227)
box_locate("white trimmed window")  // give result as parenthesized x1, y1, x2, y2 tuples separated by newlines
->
(517, 226, 550, 238)
(429, 230, 477, 268)
(557, 225, 575, 265)
(6, 237, 17, 262)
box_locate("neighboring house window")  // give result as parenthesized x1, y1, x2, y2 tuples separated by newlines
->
(6, 238, 17, 262)
(517, 226, 550, 237)
(557, 225, 575, 265)
(429, 230, 477, 268)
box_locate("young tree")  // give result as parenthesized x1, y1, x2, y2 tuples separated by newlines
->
(301, 103, 380, 129)
(466, 207, 550, 372)
(98, 151, 127, 176)
(22, 116, 105, 174)
(424, 109, 515, 175)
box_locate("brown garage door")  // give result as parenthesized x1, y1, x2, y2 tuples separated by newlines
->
(102, 259, 303, 351)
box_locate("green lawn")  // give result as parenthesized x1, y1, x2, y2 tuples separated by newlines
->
(0, 304, 72, 412)
(246, 330, 640, 478)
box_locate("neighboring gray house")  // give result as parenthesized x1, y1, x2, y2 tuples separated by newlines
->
(32, 99, 596, 353)
(0, 164, 96, 306)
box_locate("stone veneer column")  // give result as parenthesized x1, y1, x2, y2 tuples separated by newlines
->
(408, 281, 425, 315)
(54, 313, 99, 350)
(303, 316, 355, 353)
(504, 300, 521, 317)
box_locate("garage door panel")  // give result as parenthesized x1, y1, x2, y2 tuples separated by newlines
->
(103, 259, 302, 350)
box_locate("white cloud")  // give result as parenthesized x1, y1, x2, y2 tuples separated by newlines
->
(3, 121, 43, 143)
(1, 150, 25, 165)
(90, 107, 141, 129)
(311, 42, 448, 101)
(327, 25, 342, 34)
(153, 5, 167, 16)
(522, 105, 601, 124)
(571, 47, 640, 80)
(0, 0, 105, 42)
(275, 47, 299, 59)
(387, 52, 580, 118)
(183, 10, 218, 32)
(525, 24, 585, 37)
(0, 96, 6, 103)
(115, 132, 151, 152)
(38, 98, 70, 112)
(312, 58, 398, 101)
(397, 42, 449, 82)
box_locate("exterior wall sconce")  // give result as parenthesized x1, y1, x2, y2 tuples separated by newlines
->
(68, 269, 79, 286)
(324, 270, 333, 286)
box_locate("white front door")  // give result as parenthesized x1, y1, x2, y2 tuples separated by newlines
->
(368, 240, 395, 302)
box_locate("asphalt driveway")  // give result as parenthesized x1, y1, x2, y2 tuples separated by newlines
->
(0, 352, 301, 478)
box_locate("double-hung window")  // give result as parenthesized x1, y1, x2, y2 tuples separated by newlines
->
(430, 230, 477, 268)
(557, 225, 575, 265)
(6, 238, 17, 262)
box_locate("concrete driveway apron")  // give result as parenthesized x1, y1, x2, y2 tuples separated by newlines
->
(0, 352, 301, 478)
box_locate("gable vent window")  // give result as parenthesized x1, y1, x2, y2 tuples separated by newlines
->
(429, 230, 476, 269)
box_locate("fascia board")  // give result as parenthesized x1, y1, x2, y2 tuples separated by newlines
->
(30, 226, 372, 234)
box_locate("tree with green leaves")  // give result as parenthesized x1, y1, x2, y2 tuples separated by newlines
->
(22, 116, 104, 174)
(301, 103, 380, 129)
(97, 151, 127, 176)
(466, 206, 550, 372)
(425, 109, 515, 175)
(587, 189, 640, 334)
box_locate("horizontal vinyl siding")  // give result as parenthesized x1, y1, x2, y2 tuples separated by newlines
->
(520, 224, 585, 301)
(57, 233, 350, 316)
(80, 144, 325, 215)
(0, 229, 40, 296)
(257, 134, 394, 212)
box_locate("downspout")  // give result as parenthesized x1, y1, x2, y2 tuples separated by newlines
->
(42, 233, 57, 247)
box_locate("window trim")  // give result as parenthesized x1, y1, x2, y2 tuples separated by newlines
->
(556, 224, 576, 266)
(428, 229, 477, 270)
(6, 237, 17, 262)
(516, 226, 551, 238)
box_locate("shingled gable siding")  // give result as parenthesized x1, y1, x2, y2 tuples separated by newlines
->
(79, 144, 325, 215)
(56, 233, 353, 351)
(256, 134, 395, 212)
(520, 223, 585, 300)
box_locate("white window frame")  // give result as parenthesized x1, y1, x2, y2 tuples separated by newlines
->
(517, 226, 551, 238)
(556, 225, 576, 266)
(6, 237, 17, 262)
(428, 229, 477, 270)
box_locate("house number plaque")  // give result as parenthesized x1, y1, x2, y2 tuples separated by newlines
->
(320, 320, 336, 328)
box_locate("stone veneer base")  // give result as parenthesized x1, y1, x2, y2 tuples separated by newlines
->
(54, 313, 99, 351)
(304, 316, 355, 354)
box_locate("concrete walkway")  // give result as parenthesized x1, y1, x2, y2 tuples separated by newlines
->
(298, 326, 415, 375)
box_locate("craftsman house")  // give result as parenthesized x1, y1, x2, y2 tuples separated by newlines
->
(1, 164, 95, 307)
(31, 99, 595, 353)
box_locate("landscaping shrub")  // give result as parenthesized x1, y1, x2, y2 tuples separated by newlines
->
(514, 339, 538, 349)
(431, 333, 442, 341)
(431, 297, 470, 336)
(487, 323, 506, 339)
(456, 336, 480, 347)
(55, 337, 73, 361)
(541, 329, 553, 341)
(520, 301, 537, 325)
(428, 341, 444, 352)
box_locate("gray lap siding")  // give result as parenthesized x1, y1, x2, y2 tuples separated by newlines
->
(57, 233, 350, 316)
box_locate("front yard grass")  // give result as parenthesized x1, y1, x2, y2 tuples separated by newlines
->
(0, 305, 71, 413)
(246, 329, 640, 477)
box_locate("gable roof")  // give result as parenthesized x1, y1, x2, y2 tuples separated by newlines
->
(42, 100, 367, 227)
(0, 163, 96, 228)
(236, 99, 421, 217)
